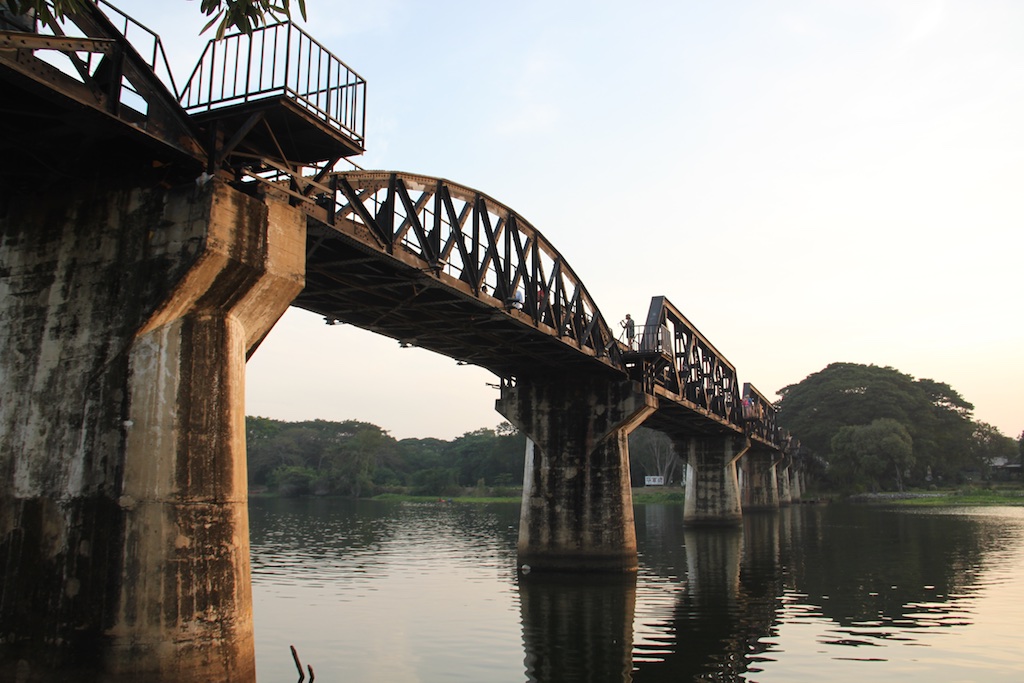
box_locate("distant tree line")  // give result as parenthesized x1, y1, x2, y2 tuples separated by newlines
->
(776, 362, 1020, 493)
(246, 417, 528, 497)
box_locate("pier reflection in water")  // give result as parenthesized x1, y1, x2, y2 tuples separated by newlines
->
(248, 499, 1024, 682)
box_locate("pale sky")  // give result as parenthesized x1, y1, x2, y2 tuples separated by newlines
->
(111, 0, 1023, 441)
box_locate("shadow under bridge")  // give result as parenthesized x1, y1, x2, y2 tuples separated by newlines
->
(293, 170, 624, 381)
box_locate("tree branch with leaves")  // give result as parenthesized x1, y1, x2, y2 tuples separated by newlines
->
(4, 0, 306, 37)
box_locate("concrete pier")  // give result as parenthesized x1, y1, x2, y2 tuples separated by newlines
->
(741, 448, 780, 511)
(790, 468, 804, 502)
(0, 178, 304, 681)
(681, 436, 748, 526)
(496, 377, 655, 572)
(777, 457, 793, 505)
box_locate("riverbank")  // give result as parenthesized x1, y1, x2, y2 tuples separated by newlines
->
(285, 486, 1024, 507)
(849, 487, 1024, 507)
(368, 487, 688, 505)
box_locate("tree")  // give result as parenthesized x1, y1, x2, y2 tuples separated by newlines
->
(628, 427, 682, 485)
(914, 378, 976, 477)
(830, 418, 914, 493)
(449, 427, 526, 487)
(328, 427, 391, 497)
(777, 362, 975, 487)
(9, 0, 306, 38)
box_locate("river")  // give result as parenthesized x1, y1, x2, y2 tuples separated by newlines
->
(247, 498, 1024, 682)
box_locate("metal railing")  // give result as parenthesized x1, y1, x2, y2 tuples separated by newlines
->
(179, 21, 366, 150)
(623, 323, 670, 353)
(4, 0, 180, 107)
(96, 0, 179, 97)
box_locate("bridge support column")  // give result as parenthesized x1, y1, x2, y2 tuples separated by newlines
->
(0, 179, 304, 682)
(790, 469, 803, 502)
(777, 457, 793, 505)
(742, 448, 780, 511)
(496, 377, 655, 572)
(681, 436, 748, 526)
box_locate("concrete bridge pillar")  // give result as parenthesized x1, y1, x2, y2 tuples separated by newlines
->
(777, 457, 793, 505)
(0, 178, 304, 681)
(742, 448, 780, 511)
(790, 468, 803, 502)
(681, 436, 748, 526)
(496, 377, 655, 572)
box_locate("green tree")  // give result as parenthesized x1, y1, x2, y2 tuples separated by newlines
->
(246, 420, 320, 487)
(269, 465, 317, 497)
(10, 0, 306, 37)
(830, 418, 914, 493)
(245, 418, 397, 496)
(914, 378, 975, 477)
(449, 427, 526, 487)
(328, 426, 395, 497)
(777, 362, 974, 487)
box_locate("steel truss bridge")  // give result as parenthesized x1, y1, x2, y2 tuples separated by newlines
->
(0, 0, 788, 452)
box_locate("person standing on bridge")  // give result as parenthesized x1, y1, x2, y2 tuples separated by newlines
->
(622, 314, 635, 349)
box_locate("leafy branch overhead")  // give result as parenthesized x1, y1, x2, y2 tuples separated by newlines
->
(198, 0, 307, 39)
(5, 0, 307, 38)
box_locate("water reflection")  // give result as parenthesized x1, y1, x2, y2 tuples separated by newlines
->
(248, 500, 1024, 682)
(628, 517, 785, 681)
(785, 505, 1001, 629)
(519, 573, 637, 682)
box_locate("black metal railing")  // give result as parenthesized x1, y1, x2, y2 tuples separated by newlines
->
(96, 0, 179, 97)
(179, 21, 366, 150)
(4, 0, 180, 107)
(625, 323, 670, 353)
(630, 296, 744, 427)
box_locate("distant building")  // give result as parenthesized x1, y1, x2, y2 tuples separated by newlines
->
(990, 456, 1022, 481)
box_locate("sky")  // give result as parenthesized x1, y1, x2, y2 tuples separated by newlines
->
(109, 0, 1023, 441)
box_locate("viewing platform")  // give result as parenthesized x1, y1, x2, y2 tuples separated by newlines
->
(0, 0, 365, 184)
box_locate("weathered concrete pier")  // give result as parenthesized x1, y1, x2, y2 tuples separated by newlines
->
(0, 178, 304, 680)
(681, 436, 748, 526)
(497, 378, 656, 572)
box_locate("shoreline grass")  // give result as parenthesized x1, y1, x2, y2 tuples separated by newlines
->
(876, 491, 1024, 507)
(849, 486, 1024, 507)
(283, 486, 1024, 508)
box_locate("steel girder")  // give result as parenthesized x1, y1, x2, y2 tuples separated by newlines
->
(0, 1, 206, 174)
(293, 170, 624, 381)
(622, 296, 785, 449)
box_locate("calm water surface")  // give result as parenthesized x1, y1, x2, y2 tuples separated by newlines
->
(248, 499, 1024, 682)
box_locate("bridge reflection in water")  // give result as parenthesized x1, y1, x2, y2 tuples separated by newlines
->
(517, 512, 785, 682)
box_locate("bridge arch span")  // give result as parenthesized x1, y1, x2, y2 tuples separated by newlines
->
(292, 170, 624, 380)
